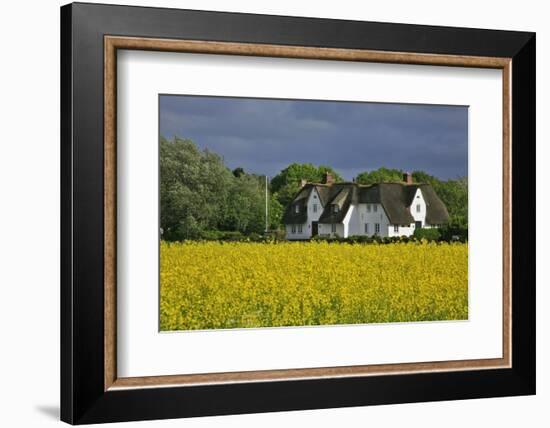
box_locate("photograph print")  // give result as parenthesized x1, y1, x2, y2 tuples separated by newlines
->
(159, 95, 468, 332)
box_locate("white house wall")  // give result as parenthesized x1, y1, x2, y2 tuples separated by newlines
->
(357, 203, 391, 237)
(387, 224, 415, 237)
(285, 224, 309, 239)
(318, 222, 345, 238)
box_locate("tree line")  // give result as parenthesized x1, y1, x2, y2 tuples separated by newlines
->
(160, 136, 468, 241)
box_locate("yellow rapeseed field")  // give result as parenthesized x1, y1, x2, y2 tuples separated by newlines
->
(160, 241, 468, 331)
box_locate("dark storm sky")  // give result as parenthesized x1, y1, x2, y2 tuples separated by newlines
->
(159, 95, 468, 180)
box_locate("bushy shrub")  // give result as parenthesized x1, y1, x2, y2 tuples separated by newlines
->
(219, 231, 245, 241)
(273, 229, 287, 241)
(194, 227, 463, 245)
(198, 230, 224, 240)
(313, 235, 420, 245)
(196, 229, 290, 243)
(439, 217, 468, 242)
(413, 227, 441, 241)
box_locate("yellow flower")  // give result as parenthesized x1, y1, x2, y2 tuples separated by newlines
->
(160, 241, 468, 331)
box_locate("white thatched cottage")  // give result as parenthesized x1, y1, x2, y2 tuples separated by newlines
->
(283, 172, 449, 240)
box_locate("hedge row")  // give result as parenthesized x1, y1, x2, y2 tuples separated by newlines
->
(177, 227, 468, 244)
(311, 234, 466, 244)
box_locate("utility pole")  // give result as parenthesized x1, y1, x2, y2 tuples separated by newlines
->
(265, 175, 268, 233)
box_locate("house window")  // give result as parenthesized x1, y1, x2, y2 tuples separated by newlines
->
(295, 205, 300, 213)
(331, 224, 336, 233)
(373, 204, 378, 213)
(313, 194, 317, 199)
(313, 204, 318, 213)
(291, 225, 296, 233)
(364, 223, 369, 234)
(298, 224, 303, 233)
(333, 205, 339, 213)
(394, 225, 399, 233)
(416, 204, 421, 213)
(366, 204, 371, 212)
(375, 223, 380, 234)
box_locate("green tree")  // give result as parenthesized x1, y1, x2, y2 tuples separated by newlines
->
(434, 177, 468, 228)
(268, 194, 284, 230)
(411, 170, 438, 185)
(160, 136, 278, 240)
(270, 163, 343, 207)
(221, 174, 265, 234)
(232, 167, 245, 178)
(355, 167, 405, 184)
(160, 136, 234, 240)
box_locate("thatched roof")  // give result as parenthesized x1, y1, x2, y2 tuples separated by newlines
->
(281, 186, 312, 224)
(315, 183, 358, 223)
(283, 181, 449, 225)
(416, 184, 450, 224)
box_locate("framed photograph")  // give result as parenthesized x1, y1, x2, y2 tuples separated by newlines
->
(61, 2, 535, 424)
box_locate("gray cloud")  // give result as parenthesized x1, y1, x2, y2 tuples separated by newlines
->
(160, 95, 468, 180)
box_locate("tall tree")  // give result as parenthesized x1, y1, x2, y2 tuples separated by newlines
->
(232, 167, 245, 178)
(160, 136, 234, 240)
(160, 136, 279, 240)
(221, 174, 266, 234)
(268, 194, 284, 230)
(270, 163, 343, 207)
(355, 167, 405, 184)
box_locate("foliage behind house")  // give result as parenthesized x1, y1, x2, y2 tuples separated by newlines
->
(270, 163, 343, 207)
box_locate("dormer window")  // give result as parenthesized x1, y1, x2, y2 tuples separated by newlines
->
(332, 205, 339, 213)
(295, 205, 300, 213)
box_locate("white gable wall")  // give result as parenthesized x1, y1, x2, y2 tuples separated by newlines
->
(307, 187, 323, 225)
(410, 188, 427, 227)
(342, 204, 356, 237)
(345, 204, 361, 237)
(285, 187, 323, 240)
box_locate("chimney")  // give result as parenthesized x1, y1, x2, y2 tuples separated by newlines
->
(300, 178, 307, 188)
(323, 172, 334, 185)
(403, 172, 413, 184)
